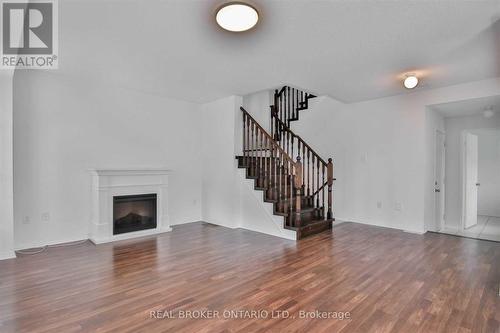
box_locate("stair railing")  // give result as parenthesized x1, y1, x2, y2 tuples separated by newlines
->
(241, 107, 304, 227)
(273, 86, 316, 127)
(270, 106, 334, 220)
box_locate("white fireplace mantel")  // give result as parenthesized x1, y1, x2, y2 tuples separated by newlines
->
(89, 168, 171, 244)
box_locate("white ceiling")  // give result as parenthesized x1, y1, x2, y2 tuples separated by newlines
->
(51, 0, 500, 103)
(429, 95, 500, 118)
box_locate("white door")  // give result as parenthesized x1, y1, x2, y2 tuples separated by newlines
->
(464, 133, 479, 229)
(434, 131, 445, 231)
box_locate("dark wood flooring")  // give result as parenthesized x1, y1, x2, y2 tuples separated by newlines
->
(0, 222, 499, 333)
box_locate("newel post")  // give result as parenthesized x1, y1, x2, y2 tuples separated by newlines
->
(294, 156, 303, 228)
(327, 158, 334, 219)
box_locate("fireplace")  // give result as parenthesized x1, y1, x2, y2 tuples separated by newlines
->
(113, 193, 157, 235)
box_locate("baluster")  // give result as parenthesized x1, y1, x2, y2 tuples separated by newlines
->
(270, 106, 273, 139)
(252, 122, 256, 173)
(255, 126, 259, 179)
(268, 139, 272, 190)
(312, 155, 315, 208)
(282, 123, 285, 153)
(258, 130, 264, 186)
(246, 117, 250, 168)
(294, 91, 299, 118)
(294, 156, 303, 228)
(264, 135, 267, 189)
(284, 88, 287, 124)
(273, 145, 277, 200)
(327, 158, 334, 219)
(316, 158, 320, 209)
(281, 87, 289, 123)
(242, 113, 246, 167)
(286, 131, 290, 156)
(291, 88, 295, 122)
(291, 134, 294, 163)
(322, 163, 325, 218)
(307, 150, 311, 197)
(284, 157, 288, 215)
(280, 94, 283, 125)
(287, 86, 290, 124)
(302, 142, 305, 194)
(262, 133, 265, 180)
(290, 159, 293, 225)
(278, 151, 282, 205)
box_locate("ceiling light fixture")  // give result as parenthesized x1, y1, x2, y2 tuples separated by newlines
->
(216, 2, 259, 32)
(403, 74, 419, 89)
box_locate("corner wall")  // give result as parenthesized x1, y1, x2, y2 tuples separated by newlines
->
(201, 96, 242, 229)
(0, 71, 15, 259)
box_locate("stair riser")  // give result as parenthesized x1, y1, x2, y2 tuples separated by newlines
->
(297, 220, 332, 239)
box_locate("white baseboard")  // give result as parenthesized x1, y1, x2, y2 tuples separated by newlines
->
(335, 217, 426, 235)
(14, 236, 88, 251)
(89, 227, 172, 245)
(0, 251, 16, 261)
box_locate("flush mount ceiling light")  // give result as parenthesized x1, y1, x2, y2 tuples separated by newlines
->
(403, 74, 419, 89)
(216, 2, 259, 32)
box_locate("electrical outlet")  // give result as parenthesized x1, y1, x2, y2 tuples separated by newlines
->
(377, 201, 382, 209)
(23, 216, 30, 224)
(394, 202, 402, 211)
(41, 212, 50, 222)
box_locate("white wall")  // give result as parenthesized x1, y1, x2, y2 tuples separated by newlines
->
(242, 89, 272, 131)
(200, 95, 295, 239)
(477, 130, 500, 217)
(424, 108, 445, 231)
(443, 114, 500, 229)
(0, 71, 15, 259)
(263, 78, 500, 233)
(13, 71, 202, 250)
(201, 96, 241, 229)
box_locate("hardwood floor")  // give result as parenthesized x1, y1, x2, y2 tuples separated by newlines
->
(0, 222, 499, 333)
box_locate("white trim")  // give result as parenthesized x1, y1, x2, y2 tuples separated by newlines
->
(336, 217, 426, 235)
(89, 168, 171, 177)
(0, 251, 16, 260)
(14, 236, 87, 251)
(89, 227, 171, 245)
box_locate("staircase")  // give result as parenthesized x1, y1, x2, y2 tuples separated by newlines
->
(236, 86, 335, 239)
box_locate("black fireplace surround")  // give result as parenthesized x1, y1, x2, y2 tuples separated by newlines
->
(113, 193, 157, 235)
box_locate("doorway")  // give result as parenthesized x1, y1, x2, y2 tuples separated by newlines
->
(427, 95, 500, 242)
(459, 129, 500, 241)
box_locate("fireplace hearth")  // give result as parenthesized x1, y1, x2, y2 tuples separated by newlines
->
(113, 193, 157, 235)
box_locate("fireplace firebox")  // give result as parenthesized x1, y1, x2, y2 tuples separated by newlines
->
(113, 193, 157, 235)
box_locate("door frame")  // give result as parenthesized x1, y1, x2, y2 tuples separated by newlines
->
(433, 129, 446, 232)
